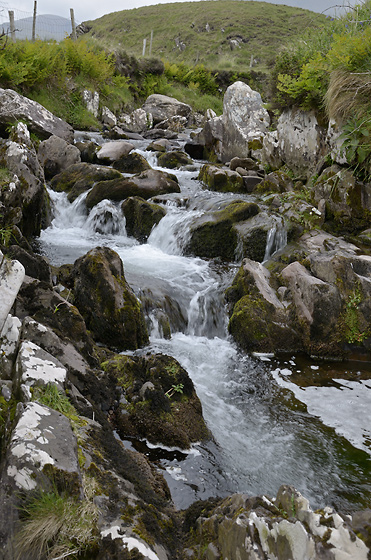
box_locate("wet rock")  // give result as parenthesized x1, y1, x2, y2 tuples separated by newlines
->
(233, 212, 281, 262)
(143, 128, 178, 140)
(157, 150, 193, 169)
(72, 247, 149, 351)
(122, 196, 166, 242)
(198, 164, 244, 193)
(142, 94, 192, 125)
(147, 138, 172, 152)
(256, 170, 294, 194)
(229, 156, 259, 172)
(155, 115, 188, 132)
(50, 162, 121, 202)
(226, 258, 300, 353)
(96, 140, 135, 164)
(112, 152, 151, 174)
(186, 200, 260, 261)
(75, 140, 99, 163)
(104, 353, 209, 449)
(38, 135, 81, 179)
(6, 245, 51, 283)
(85, 169, 180, 209)
(0, 88, 74, 142)
(184, 142, 205, 160)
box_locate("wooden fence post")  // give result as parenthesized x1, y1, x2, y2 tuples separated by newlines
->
(9, 11, 15, 41)
(142, 38, 146, 56)
(70, 8, 77, 41)
(32, 1, 37, 42)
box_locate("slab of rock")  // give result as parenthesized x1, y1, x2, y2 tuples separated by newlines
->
(142, 94, 192, 125)
(120, 107, 152, 133)
(50, 162, 121, 202)
(38, 135, 81, 179)
(198, 164, 244, 193)
(0, 88, 74, 142)
(86, 169, 180, 209)
(0, 252, 25, 334)
(96, 140, 135, 163)
(16, 340, 67, 395)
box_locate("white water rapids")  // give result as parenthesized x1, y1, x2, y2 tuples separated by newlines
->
(38, 133, 371, 512)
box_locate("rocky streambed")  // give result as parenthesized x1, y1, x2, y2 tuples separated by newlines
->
(0, 86, 371, 559)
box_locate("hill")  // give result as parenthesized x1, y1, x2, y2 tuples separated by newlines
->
(3, 14, 72, 41)
(81, 0, 327, 73)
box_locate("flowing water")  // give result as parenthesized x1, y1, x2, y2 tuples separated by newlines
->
(38, 133, 371, 513)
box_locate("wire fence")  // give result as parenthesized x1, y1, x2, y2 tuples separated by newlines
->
(0, 2, 81, 41)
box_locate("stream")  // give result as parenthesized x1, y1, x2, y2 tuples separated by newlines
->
(38, 131, 371, 513)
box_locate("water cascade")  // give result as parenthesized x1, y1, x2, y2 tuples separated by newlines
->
(39, 134, 371, 511)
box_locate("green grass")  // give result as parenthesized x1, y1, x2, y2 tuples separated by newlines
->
(84, 0, 327, 74)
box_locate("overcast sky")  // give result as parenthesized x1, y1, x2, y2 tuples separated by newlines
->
(10, 0, 362, 25)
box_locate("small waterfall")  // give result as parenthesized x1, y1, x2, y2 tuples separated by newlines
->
(148, 206, 203, 255)
(84, 199, 125, 235)
(263, 221, 287, 262)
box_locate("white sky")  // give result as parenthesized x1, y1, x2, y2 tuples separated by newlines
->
(10, 0, 362, 25)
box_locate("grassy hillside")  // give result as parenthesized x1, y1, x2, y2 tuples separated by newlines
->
(82, 1, 327, 73)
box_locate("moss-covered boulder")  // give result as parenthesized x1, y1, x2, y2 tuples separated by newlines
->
(112, 152, 151, 174)
(102, 353, 210, 449)
(157, 150, 193, 169)
(72, 247, 148, 351)
(256, 170, 295, 194)
(186, 200, 260, 260)
(234, 212, 281, 262)
(85, 169, 180, 209)
(198, 164, 245, 193)
(226, 258, 300, 353)
(50, 163, 121, 202)
(311, 165, 371, 234)
(122, 196, 166, 242)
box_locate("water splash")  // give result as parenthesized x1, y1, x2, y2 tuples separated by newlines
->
(263, 220, 287, 262)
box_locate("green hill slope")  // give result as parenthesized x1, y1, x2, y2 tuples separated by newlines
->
(82, 0, 327, 72)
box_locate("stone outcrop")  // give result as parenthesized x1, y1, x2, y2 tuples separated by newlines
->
(50, 162, 121, 202)
(190, 485, 369, 560)
(198, 163, 244, 193)
(0, 88, 74, 142)
(122, 196, 166, 242)
(142, 93, 192, 125)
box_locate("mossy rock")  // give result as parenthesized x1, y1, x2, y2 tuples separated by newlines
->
(122, 196, 166, 242)
(255, 171, 294, 194)
(72, 247, 149, 351)
(112, 152, 151, 174)
(198, 164, 245, 193)
(106, 353, 210, 449)
(85, 169, 180, 209)
(50, 163, 121, 202)
(157, 150, 193, 169)
(186, 200, 260, 260)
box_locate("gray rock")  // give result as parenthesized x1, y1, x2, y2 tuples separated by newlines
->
(142, 94, 192, 125)
(82, 89, 99, 117)
(0, 252, 25, 334)
(16, 340, 67, 395)
(101, 106, 117, 127)
(0, 88, 74, 142)
(38, 135, 81, 179)
(97, 140, 135, 163)
(0, 314, 22, 379)
(120, 107, 152, 133)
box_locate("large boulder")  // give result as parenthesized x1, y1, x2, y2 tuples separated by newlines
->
(96, 140, 135, 164)
(276, 108, 327, 177)
(103, 353, 210, 449)
(157, 150, 193, 169)
(220, 81, 270, 162)
(0, 88, 74, 142)
(72, 247, 148, 351)
(112, 152, 151, 174)
(38, 135, 81, 179)
(0, 135, 50, 237)
(186, 200, 260, 260)
(142, 94, 192, 125)
(85, 168, 180, 209)
(122, 196, 166, 242)
(50, 162, 121, 202)
(119, 107, 152, 133)
(0, 251, 25, 335)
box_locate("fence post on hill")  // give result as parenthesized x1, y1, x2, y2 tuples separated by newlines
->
(32, 1, 37, 42)
(70, 8, 77, 40)
(9, 11, 15, 41)
(142, 38, 146, 56)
